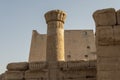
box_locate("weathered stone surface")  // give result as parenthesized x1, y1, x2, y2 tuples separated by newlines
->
(45, 10, 66, 80)
(2, 9, 98, 80)
(97, 57, 118, 71)
(59, 61, 68, 71)
(29, 30, 47, 62)
(45, 10, 66, 62)
(0, 73, 5, 80)
(63, 71, 87, 78)
(59, 61, 96, 71)
(0, 74, 2, 80)
(96, 26, 114, 46)
(97, 71, 117, 79)
(29, 30, 96, 62)
(7, 62, 28, 71)
(118, 58, 120, 70)
(93, 8, 116, 26)
(94, 8, 120, 80)
(64, 30, 96, 61)
(67, 61, 89, 70)
(60, 69, 96, 80)
(89, 60, 97, 68)
(25, 70, 47, 79)
(113, 25, 120, 44)
(117, 10, 120, 24)
(44, 10, 66, 24)
(25, 79, 38, 80)
(5, 71, 24, 80)
(97, 46, 120, 57)
(29, 62, 47, 71)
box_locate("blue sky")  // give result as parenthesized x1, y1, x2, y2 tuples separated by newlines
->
(0, 0, 120, 73)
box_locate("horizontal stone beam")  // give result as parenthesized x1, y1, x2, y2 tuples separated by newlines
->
(5, 71, 24, 80)
(7, 62, 28, 71)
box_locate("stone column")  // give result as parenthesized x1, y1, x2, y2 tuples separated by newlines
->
(45, 10, 66, 80)
(44, 10, 66, 62)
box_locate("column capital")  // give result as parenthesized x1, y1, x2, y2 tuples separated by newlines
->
(44, 10, 67, 24)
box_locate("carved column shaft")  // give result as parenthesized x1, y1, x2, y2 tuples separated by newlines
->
(44, 10, 66, 80)
(45, 10, 66, 62)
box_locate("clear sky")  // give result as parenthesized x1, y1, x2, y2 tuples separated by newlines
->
(0, 0, 120, 73)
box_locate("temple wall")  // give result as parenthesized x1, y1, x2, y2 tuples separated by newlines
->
(1, 61, 96, 80)
(29, 30, 96, 62)
(29, 30, 47, 62)
(64, 30, 96, 61)
(93, 8, 120, 80)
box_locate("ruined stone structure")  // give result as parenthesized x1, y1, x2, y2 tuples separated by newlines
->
(1, 8, 120, 80)
(29, 30, 96, 62)
(93, 8, 120, 80)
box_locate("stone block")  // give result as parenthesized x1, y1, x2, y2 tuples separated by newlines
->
(59, 61, 68, 71)
(64, 78, 87, 80)
(97, 78, 114, 80)
(117, 10, 120, 25)
(89, 60, 97, 68)
(118, 58, 120, 70)
(59, 61, 96, 71)
(44, 10, 66, 24)
(97, 57, 118, 71)
(7, 62, 28, 71)
(25, 70, 47, 79)
(0, 74, 5, 80)
(63, 71, 87, 78)
(97, 46, 120, 57)
(25, 79, 38, 80)
(113, 25, 120, 45)
(67, 61, 89, 70)
(5, 71, 24, 80)
(93, 8, 116, 26)
(48, 62, 59, 69)
(29, 62, 47, 71)
(88, 78, 96, 80)
(59, 61, 90, 70)
(0, 74, 2, 80)
(97, 71, 120, 80)
(97, 71, 117, 79)
(96, 26, 114, 46)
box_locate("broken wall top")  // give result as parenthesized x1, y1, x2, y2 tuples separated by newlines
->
(93, 8, 120, 26)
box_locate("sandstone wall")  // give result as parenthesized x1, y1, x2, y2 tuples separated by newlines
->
(93, 8, 120, 80)
(29, 30, 46, 62)
(64, 30, 96, 61)
(58, 60, 96, 80)
(1, 61, 96, 80)
(4, 62, 29, 80)
(29, 30, 96, 62)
